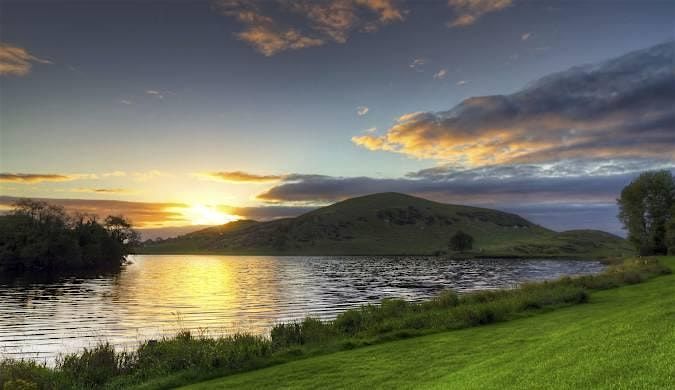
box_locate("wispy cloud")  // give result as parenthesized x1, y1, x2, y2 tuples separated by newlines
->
(120, 99, 133, 105)
(409, 57, 428, 72)
(0, 173, 96, 184)
(456, 79, 469, 85)
(353, 42, 675, 166)
(214, 0, 407, 56)
(198, 171, 284, 183)
(363, 127, 378, 133)
(69, 188, 134, 194)
(433, 68, 448, 80)
(146, 90, 164, 99)
(356, 106, 370, 116)
(0, 43, 52, 76)
(521, 32, 531, 41)
(132, 170, 167, 182)
(446, 0, 514, 28)
(102, 171, 127, 177)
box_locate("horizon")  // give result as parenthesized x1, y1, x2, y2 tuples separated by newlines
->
(2, 0, 675, 237)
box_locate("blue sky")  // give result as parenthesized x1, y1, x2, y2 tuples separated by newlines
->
(1, 0, 674, 234)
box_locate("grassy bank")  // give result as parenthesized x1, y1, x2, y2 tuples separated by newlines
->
(184, 256, 675, 389)
(0, 258, 670, 389)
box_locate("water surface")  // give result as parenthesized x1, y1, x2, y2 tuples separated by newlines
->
(0, 255, 604, 362)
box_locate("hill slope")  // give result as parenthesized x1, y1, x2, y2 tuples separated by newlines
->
(141, 193, 633, 258)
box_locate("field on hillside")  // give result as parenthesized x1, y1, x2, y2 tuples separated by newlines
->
(183, 257, 675, 389)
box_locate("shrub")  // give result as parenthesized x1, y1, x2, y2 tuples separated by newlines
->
(58, 342, 133, 387)
(0, 360, 54, 390)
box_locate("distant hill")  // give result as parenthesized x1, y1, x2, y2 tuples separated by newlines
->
(140, 193, 634, 258)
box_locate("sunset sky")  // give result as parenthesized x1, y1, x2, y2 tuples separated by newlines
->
(1, 0, 674, 236)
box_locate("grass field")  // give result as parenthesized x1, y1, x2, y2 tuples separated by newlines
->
(183, 257, 675, 389)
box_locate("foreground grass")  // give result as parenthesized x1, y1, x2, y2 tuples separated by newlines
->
(1, 258, 670, 389)
(183, 256, 675, 389)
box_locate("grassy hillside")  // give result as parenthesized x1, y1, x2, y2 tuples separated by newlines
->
(141, 193, 633, 258)
(182, 257, 675, 389)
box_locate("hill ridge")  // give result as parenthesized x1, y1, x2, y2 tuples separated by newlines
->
(141, 193, 632, 258)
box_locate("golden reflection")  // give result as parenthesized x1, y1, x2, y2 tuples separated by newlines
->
(111, 255, 283, 338)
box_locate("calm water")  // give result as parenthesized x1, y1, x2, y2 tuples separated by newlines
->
(0, 255, 604, 362)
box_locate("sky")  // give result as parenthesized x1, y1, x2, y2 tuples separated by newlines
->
(1, 0, 674, 237)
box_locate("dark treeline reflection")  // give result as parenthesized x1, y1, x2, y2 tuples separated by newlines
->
(0, 199, 139, 274)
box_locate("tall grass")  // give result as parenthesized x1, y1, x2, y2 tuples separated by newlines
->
(1, 258, 669, 389)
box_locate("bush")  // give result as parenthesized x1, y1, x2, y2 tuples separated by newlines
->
(0, 360, 54, 390)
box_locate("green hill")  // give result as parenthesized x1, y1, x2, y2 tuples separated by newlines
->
(140, 193, 633, 258)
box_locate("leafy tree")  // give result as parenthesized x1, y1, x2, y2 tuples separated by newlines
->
(449, 230, 474, 252)
(618, 170, 675, 255)
(0, 199, 139, 274)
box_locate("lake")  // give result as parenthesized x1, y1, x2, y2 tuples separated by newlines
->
(0, 255, 604, 363)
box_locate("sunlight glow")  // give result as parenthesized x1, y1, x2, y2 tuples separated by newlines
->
(183, 204, 239, 225)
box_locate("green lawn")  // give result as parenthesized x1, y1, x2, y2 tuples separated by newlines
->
(183, 257, 675, 389)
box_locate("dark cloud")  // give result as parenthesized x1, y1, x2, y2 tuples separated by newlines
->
(257, 160, 675, 205)
(254, 163, 675, 235)
(353, 41, 675, 166)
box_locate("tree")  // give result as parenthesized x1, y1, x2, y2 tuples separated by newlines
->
(450, 230, 474, 252)
(618, 170, 675, 255)
(667, 205, 675, 255)
(0, 199, 139, 274)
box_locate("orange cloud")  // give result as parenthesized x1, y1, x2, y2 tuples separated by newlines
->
(69, 188, 135, 194)
(0, 43, 52, 76)
(0, 173, 80, 183)
(352, 42, 675, 167)
(214, 0, 406, 56)
(446, 0, 514, 28)
(197, 171, 284, 183)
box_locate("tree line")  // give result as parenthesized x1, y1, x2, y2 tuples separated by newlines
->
(618, 170, 675, 255)
(0, 199, 139, 273)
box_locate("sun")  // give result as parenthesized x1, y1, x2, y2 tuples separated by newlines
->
(184, 204, 239, 225)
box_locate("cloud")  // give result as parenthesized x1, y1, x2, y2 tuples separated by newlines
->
(409, 57, 428, 72)
(521, 32, 531, 41)
(252, 162, 675, 235)
(120, 99, 133, 105)
(225, 205, 315, 220)
(198, 171, 284, 183)
(102, 171, 127, 177)
(214, 0, 406, 56)
(145, 90, 164, 99)
(352, 42, 675, 166)
(456, 79, 468, 85)
(433, 69, 448, 80)
(356, 106, 370, 116)
(0, 173, 97, 184)
(446, 0, 514, 28)
(69, 188, 134, 194)
(0, 196, 189, 227)
(0, 43, 52, 76)
(256, 161, 675, 206)
(132, 170, 167, 182)
(0, 196, 316, 229)
(363, 127, 378, 133)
